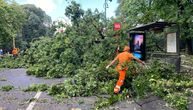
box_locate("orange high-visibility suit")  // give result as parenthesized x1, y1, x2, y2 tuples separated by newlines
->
(12, 48, 19, 56)
(106, 46, 144, 94)
(113, 46, 134, 93)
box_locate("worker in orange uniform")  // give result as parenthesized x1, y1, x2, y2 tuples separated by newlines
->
(106, 46, 145, 94)
(12, 48, 19, 58)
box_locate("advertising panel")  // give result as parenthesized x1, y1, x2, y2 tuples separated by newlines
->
(129, 33, 146, 60)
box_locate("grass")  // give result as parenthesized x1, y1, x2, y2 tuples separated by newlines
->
(1, 85, 14, 91)
(23, 84, 48, 92)
(0, 77, 7, 81)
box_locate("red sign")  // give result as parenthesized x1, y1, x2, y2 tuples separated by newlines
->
(114, 22, 121, 31)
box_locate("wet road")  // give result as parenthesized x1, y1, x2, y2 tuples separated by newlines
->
(0, 69, 97, 110)
(0, 69, 65, 89)
(1, 69, 192, 110)
(0, 69, 66, 110)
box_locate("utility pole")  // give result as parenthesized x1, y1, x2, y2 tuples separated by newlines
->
(104, 0, 107, 27)
(104, 0, 112, 27)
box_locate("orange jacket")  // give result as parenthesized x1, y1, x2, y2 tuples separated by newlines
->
(12, 48, 19, 55)
(115, 51, 134, 71)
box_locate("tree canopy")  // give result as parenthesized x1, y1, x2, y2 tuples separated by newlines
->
(116, 0, 193, 53)
(65, 1, 84, 26)
(21, 4, 52, 47)
(0, 0, 26, 50)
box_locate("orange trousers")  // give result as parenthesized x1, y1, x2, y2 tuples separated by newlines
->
(114, 70, 126, 94)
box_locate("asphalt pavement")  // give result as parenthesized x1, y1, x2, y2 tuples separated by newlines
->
(0, 69, 192, 110)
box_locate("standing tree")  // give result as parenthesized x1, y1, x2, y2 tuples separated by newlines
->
(0, 0, 26, 51)
(65, 1, 108, 39)
(21, 4, 52, 48)
(116, 0, 193, 54)
(65, 1, 84, 26)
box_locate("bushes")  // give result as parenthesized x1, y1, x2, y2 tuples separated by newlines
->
(24, 84, 48, 92)
(0, 55, 25, 68)
(1, 85, 14, 91)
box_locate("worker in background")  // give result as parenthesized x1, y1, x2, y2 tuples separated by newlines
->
(106, 46, 145, 94)
(0, 49, 3, 58)
(12, 48, 19, 58)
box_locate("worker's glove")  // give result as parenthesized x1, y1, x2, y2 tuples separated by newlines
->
(106, 65, 110, 69)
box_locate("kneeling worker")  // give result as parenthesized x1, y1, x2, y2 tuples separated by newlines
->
(106, 46, 145, 94)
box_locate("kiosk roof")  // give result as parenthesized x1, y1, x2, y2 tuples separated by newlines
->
(128, 21, 176, 32)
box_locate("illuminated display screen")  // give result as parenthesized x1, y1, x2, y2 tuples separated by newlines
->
(129, 33, 146, 60)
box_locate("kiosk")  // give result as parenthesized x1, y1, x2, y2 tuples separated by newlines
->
(128, 22, 180, 72)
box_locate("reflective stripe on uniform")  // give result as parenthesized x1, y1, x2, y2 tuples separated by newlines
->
(115, 85, 120, 89)
(114, 88, 119, 93)
(120, 80, 124, 82)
